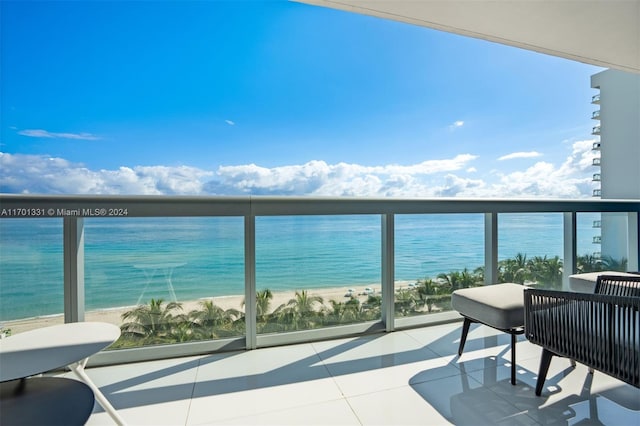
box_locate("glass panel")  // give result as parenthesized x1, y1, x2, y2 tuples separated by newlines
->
(395, 214, 484, 318)
(0, 218, 64, 336)
(600, 213, 631, 271)
(498, 213, 563, 289)
(577, 212, 603, 273)
(84, 217, 245, 349)
(255, 215, 381, 334)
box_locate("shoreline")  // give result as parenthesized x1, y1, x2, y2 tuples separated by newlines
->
(3, 281, 415, 335)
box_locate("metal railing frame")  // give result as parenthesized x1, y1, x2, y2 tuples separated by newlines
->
(1, 195, 638, 365)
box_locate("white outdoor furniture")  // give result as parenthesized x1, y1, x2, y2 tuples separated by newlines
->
(0, 322, 125, 425)
(569, 270, 639, 293)
(1, 376, 95, 425)
(451, 283, 526, 385)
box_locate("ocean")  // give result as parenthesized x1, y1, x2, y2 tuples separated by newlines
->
(0, 213, 600, 321)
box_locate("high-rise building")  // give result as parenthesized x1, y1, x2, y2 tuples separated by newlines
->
(590, 69, 640, 265)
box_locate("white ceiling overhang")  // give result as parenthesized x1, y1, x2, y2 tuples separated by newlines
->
(296, 0, 640, 74)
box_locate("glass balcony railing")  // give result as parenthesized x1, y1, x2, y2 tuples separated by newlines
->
(0, 195, 638, 366)
(592, 94, 601, 104)
(593, 174, 601, 181)
(593, 158, 601, 166)
(592, 110, 601, 119)
(592, 141, 601, 150)
(593, 220, 602, 228)
(593, 189, 602, 197)
(592, 126, 601, 135)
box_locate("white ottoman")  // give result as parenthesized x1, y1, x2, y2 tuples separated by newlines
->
(451, 283, 526, 385)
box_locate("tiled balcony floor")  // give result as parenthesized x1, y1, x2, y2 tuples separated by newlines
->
(59, 322, 639, 425)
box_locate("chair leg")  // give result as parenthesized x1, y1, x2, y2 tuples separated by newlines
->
(536, 349, 554, 396)
(458, 317, 472, 356)
(510, 333, 517, 385)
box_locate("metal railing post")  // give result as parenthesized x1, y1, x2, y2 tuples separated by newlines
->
(628, 211, 639, 272)
(63, 217, 85, 323)
(484, 213, 498, 285)
(244, 213, 257, 350)
(381, 214, 395, 332)
(563, 212, 577, 290)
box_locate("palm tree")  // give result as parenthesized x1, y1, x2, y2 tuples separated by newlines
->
(120, 298, 183, 342)
(527, 255, 563, 289)
(272, 290, 324, 330)
(287, 290, 324, 314)
(394, 288, 416, 316)
(499, 253, 529, 284)
(256, 289, 273, 319)
(600, 255, 627, 272)
(416, 279, 446, 312)
(190, 300, 242, 339)
(437, 268, 479, 292)
(242, 289, 273, 321)
(326, 297, 361, 325)
(577, 254, 603, 273)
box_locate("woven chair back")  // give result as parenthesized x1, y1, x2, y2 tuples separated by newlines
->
(595, 274, 640, 298)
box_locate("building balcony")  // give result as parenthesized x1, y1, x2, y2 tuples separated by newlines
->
(593, 235, 602, 244)
(1, 195, 638, 425)
(593, 158, 601, 166)
(592, 141, 601, 150)
(593, 220, 601, 228)
(593, 173, 601, 181)
(591, 93, 600, 104)
(592, 125, 601, 135)
(592, 110, 601, 120)
(593, 189, 602, 197)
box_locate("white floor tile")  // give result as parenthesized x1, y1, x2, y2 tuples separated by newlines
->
(70, 322, 639, 426)
(348, 384, 453, 425)
(200, 398, 360, 426)
(187, 377, 344, 425)
(411, 374, 538, 425)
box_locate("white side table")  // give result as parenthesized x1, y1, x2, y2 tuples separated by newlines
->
(0, 322, 125, 425)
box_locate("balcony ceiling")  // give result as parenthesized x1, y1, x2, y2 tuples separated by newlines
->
(296, 0, 640, 74)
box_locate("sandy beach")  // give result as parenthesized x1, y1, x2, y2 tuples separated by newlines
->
(3, 282, 415, 335)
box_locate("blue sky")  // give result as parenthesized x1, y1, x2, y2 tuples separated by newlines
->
(1, 0, 603, 197)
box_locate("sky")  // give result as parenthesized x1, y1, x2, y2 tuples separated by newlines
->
(0, 0, 604, 198)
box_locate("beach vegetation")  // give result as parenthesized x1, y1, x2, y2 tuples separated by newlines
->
(110, 253, 588, 348)
(189, 300, 243, 339)
(117, 298, 186, 347)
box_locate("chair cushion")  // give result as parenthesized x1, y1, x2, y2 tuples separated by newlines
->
(452, 283, 525, 330)
(569, 271, 639, 293)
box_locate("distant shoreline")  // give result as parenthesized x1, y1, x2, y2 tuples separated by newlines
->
(3, 282, 414, 335)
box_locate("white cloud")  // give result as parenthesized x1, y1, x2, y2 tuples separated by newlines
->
(17, 129, 101, 141)
(498, 151, 543, 161)
(225, 120, 235, 126)
(0, 141, 597, 198)
(449, 120, 464, 130)
(0, 153, 213, 195)
(206, 155, 478, 196)
(456, 140, 597, 198)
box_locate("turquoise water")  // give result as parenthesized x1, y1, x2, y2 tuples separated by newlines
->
(0, 213, 600, 321)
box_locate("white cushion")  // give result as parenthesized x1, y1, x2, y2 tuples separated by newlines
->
(569, 271, 639, 293)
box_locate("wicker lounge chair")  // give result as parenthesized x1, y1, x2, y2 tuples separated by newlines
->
(524, 274, 640, 396)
